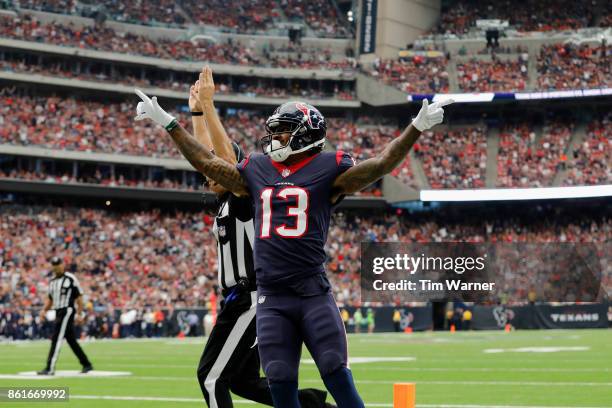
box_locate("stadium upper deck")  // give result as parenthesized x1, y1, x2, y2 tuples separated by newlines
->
(433, 0, 604, 35)
(4, 0, 353, 37)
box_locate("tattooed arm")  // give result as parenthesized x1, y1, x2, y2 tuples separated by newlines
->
(330, 98, 453, 203)
(134, 88, 248, 196)
(330, 124, 421, 202)
(169, 124, 249, 196)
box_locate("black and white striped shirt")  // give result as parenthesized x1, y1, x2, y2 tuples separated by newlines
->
(48, 272, 82, 310)
(212, 193, 255, 290)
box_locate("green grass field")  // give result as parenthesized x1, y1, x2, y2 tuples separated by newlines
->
(0, 330, 610, 407)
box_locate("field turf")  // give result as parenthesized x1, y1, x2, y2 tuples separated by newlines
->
(0, 329, 610, 407)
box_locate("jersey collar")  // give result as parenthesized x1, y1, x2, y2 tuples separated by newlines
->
(269, 153, 320, 178)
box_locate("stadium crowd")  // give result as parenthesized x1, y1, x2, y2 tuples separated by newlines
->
(1, 203, 610, 339)
(564, 114, 611, 186)
(363, 56, 450, 94)
(433, 0, 596, 35)
(537, 43, 611, 91)
(0, 168, 201, 191)
(456, 55, 528, 92)
(282, 0, 351, 38)
(0, 59, 356, 100)
(497, 120, 573, 188)
(3, 93, 610, 190)
(0, 93, 256, 157)
(0, 94, 190, 158)
(0, 94, 391, 190)
(0, 15, 355, 70)
(10, 0, 351, 37)
(326, 118, 415, 189)
(414, 127, 487, 189)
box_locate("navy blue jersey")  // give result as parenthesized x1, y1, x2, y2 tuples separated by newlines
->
(236, 151, 354, 292)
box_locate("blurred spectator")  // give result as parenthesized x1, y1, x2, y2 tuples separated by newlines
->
(15, 0, 352, 37)
(282, 0, 351, 38)
(497, 120, 574, 187)
(434, 0, 596, 35)
(457, 55, 528, 92)
(0, 59, 355, 100)
(0, 15, 354, 70)
(1, 203, 610, 340)
(538, 43, 611, 91)
(564, 114, 611, 186)
(364, 56, 449, 94)
(415, 127, 487, 189)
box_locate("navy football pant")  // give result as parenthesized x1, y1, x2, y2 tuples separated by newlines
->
(257, 292, 362, 407)
(197, 291, 331, 408)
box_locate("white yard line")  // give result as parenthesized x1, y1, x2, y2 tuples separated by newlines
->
(69, 395, 611, 408)
(65, 376, 612, 387)
(7, 362, 610, 373)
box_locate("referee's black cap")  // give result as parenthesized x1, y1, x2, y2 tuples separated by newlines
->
(50, 256, 62, 266)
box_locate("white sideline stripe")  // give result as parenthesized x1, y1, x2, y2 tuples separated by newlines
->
(68, 396, 610, 408)
(94, 364, 612, 373)
(204, 292, 256, 408)
(71, 376, 612, 387)
(5, 374, 610, 387)
(49, 307, 72, 372)
(13, 361, 610, 373)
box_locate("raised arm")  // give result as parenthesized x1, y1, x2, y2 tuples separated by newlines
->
(331, 99, 453, 201)
(189, 81, 213, 150)
(168, 124, 248, 195)
(134, 89, 249, 196)
(198, 66, 237, 165)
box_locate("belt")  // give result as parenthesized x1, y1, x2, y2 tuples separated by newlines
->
(222, 277, 256, 299)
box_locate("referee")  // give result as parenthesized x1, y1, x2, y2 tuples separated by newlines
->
(37, 257, 93, 375)
(187, 68, 333, 408)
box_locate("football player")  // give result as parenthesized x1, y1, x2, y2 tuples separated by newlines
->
(135, 86, 453, 407)
(185, 67, 334, 408)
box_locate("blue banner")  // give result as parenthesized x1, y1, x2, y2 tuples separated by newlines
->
(359, 0, 377, 54)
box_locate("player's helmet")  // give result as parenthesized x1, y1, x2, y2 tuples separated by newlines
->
(261, 101, 326, 162)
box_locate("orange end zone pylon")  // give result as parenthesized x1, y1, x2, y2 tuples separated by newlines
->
(393, 383, 416, 408)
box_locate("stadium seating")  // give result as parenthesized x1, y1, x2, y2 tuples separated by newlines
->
(181, 0, 280, 33)
(282, 0, 351, 38)
(537, 43, 611, 90)
(0, 168, 201, 191)
(0, 59, 356, 100)
(456, 56, 528, 92)
(1, 204, 609, 339)
(433, 0, 596, 35)
(0, 95, 187, 158)
(363, 57, 450, 94)
(415, 127, 487, 189)
(564, 115, 611, 186)
(0, 15, 353, 70)
(497, 120, 573, 187)
(12, 0, 352, 36)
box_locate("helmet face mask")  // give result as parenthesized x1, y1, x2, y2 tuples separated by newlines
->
(261, 101, 327, 162)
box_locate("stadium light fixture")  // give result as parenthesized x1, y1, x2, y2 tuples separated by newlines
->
(420, 185, 612, 202)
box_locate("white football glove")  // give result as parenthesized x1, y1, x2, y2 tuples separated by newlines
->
(134, 89, 176, 129)
(411, 98, 455, 132)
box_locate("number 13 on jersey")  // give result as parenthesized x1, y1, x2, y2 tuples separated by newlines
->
(260, 187, 309, 238)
